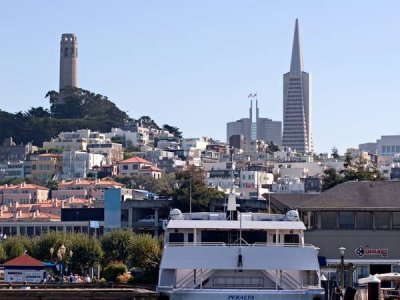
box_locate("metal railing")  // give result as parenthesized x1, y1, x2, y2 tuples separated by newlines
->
(166, 242, 316, 248)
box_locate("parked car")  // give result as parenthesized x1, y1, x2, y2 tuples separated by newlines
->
(137, 215, 164, 227)
(137, 215, 156, 223)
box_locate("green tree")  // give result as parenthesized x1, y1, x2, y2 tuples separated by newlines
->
(129, 234, 162, 283)
(172, 166, 225, 212)
(24, 107, 51, 118)
(331, 146, 340, 159)
(137, 116, 160, 129)
(0, 243, 7, 263)
(322, 168, 344, 191)
(101, 229, 135, 264)
(3, 236, 35, 259)
(33, 231, 71, 262)
(70, 234, 103, 274)
(162, 124, 182, 139)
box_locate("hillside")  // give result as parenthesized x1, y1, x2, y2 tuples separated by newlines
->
(0, 87, 130, 146)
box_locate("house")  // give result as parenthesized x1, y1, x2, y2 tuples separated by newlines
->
(2, 254, 46, 283)
(0, 182, 49, 205)
(53, 178, 124, 201)
(31, 154, 62, 183)
(119, 156, 162, 178)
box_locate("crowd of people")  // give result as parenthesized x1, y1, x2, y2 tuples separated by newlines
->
(44, 273, 92, 284)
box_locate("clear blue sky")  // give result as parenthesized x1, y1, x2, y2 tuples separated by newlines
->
(1, 1, 400, 155)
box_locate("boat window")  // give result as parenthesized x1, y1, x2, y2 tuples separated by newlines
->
(242, 231, 267, 243)
(188, 233, 194, 243)
(339, 212, 355, 229)
(169, 233, 184, 243)
(320, 212, 337, 229)
(356, 212, 373, 229)
(284, 234, 299, 244)
(201, 231, 230, 244)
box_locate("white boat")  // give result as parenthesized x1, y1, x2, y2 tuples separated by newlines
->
(157, 207, 325, 300)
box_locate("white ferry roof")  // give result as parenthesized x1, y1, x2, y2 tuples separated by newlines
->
(167, 220, 306, 230)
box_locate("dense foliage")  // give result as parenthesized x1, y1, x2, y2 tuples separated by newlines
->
(322, 154, 383, 191)
(0, 87, 129, 146)
(171, 166, 225, 212)
(0, 230, 161, 283)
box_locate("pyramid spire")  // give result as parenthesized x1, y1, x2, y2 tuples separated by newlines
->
(290, 19, 304, 73)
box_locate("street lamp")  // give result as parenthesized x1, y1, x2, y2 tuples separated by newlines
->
(69, 250, 73, 275)
(56, 244, 66, 282)
(339, 247, 346, 289)
(49, 247, 54, 260)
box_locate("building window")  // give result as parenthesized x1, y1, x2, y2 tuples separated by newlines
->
(375, 212, 391, 229)
(320, 212, 337, 229)
(356, 212, 373, 229)
(392, 212, 400, 229)
(339, 212, 355, 229)
(122, 165, 128, 170)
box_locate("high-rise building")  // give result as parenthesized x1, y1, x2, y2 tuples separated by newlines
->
(227, 98, 281, 146)
(282, 19, 313, 153)
(59, 33, 78, 91)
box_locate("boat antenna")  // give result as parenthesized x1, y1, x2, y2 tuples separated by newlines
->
(224, 146, 239, 220)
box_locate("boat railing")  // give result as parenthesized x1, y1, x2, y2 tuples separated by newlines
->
(166, 242, 316, 248)
(176, 268, 214, 289)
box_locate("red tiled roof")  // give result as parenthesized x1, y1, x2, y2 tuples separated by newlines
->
(58, 179, 123, 187)
(120, 156, 152, 164)
(0, 183, 48, 191)
(140, 166, 162, 172)
(38, 153, 61, 158)
(2, 254, 45, 267)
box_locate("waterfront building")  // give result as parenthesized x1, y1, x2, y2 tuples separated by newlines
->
(271, 181, 400, 287)
(282, 19, 313, 154)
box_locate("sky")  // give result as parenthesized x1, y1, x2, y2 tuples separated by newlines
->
(1, 1, 400, 155)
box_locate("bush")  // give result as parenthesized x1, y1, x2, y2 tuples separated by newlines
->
(116, 273, 133, 284)
(102, 262, 127, 282)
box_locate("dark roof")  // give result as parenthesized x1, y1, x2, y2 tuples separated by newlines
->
(298, 181, 400, 210)
(2, 254, 45, 267)
(270, 194, 317, 211)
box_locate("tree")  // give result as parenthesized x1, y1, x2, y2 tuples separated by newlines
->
(3, 236, 35, 260)
(129, 234, 162, 283)
(24, 107, 51, 118)
(0, 243, 7, 263)
(101, 229, 135, 264)
(331, 146, 340, 159)
(137, 116, 160, 129)
(70, 234, 103, 274)
(32, 231, 71, 262)
(172, 166, 225, 212)
(162, 124, 182, 139)
(322, 168, 344, 191)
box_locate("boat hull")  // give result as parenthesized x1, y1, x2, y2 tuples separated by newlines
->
(161, 288, 325, 300)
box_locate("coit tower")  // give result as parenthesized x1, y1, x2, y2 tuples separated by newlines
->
(59, 33, 78, 91)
